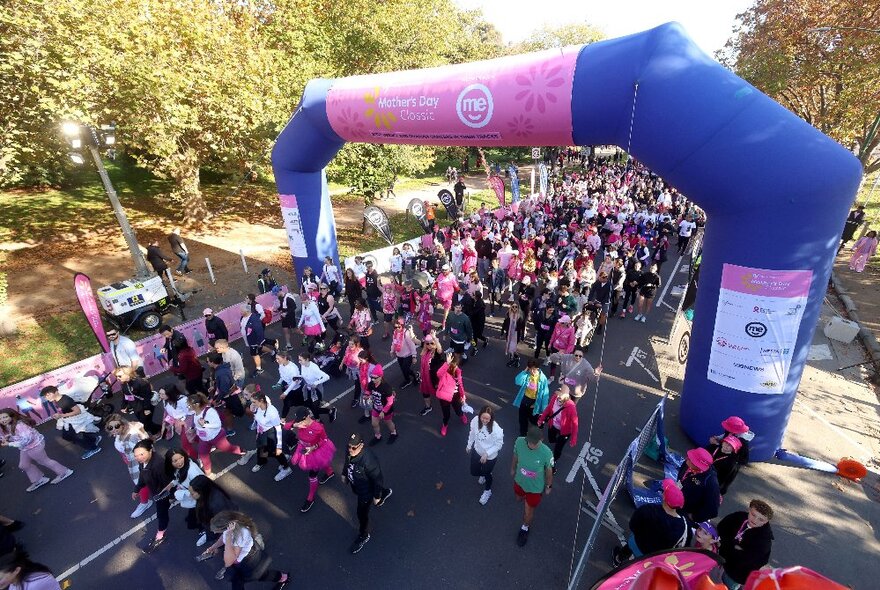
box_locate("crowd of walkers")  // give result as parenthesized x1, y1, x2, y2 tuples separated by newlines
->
(0, 153, 786, 590)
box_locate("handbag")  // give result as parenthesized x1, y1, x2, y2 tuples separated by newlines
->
(539, 403, 566, 429)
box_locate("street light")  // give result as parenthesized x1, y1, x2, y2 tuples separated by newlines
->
(62, 121, 151, 279)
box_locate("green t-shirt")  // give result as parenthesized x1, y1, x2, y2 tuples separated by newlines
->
(514, 437, 554, 493)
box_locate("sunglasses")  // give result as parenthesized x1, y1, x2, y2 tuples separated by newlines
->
(574, 354, 583, 358)
(106, 423, 122, 431)
(106, 333, 119, 338)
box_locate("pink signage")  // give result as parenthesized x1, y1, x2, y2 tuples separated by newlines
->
(591, 549, 721, 590)
(326, 48, 579, 146)
(74, 273, 110, 353)
(719, 264, 813, 298)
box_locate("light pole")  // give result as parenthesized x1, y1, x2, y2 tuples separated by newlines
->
(62, 122, 151, 279)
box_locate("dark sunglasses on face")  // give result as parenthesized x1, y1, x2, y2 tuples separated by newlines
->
(106, 423, 122, 431)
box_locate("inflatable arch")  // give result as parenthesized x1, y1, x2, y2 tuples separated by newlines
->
(272, 22, 862, 460)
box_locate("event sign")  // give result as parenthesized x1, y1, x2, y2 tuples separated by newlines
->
(279, 194, 309, 257)
(539, 163, 548, 197)
(437, 189, 459, 219)
(488, 175, 505, 208)
(707, 264, 812, 394)
(509, 165, 520, 202)
(325, 48, 578, 146)
(73, 273, 110, 353)
(406, 198, 431, 233)
(363, 205, 394, 245)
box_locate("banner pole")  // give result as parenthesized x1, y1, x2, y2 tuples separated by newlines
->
(240, 249, 249, 274)
(205, 257, 216, 284)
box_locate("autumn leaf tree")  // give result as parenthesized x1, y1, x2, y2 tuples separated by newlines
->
(719, 0, 880, 177)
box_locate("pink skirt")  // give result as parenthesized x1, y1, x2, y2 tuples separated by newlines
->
(293, 439, 336, 472)
(303, 323, 324, 337)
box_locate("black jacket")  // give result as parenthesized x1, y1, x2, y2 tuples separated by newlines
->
(718, 511, 774, 584)
(344, 448, 384, 500)
(629, 504, 691, 554)
(146, 245, 173, 273)
(204, 316, 229, 342)
(135, 452, 172, 495)
(676, 463, 721, 522)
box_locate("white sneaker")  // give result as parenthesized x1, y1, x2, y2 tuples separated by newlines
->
(251, 464, 262, 473)
(640, 316, 647, 323)
(274, 467, 293, 482)
(479, 490, 492, 505)
(478, 476, 486, 485)
(50, 469, 74, 485)
(634, 314, 643, 321)
(196, 532, 208, 547)
(237, 450, 256, 466)
(26, 477, 50, 492)
(130, 500, 153, 518)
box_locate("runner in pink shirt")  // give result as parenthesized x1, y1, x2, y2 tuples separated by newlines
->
(433, 265, 459, 330)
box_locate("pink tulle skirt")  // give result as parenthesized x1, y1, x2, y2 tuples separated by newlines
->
(292, 438, 336, 472)
(303, 323, 324, 337)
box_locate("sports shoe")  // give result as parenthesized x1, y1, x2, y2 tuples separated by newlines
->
(143, 535, 166, 553)
(419, 406, 433, 416)
(81, 446, 103, 460)
(639, 316, 647, 323)
(350, 397, 360, 408)
(251, 369, 264, 378)
(440, 425, 447, 437)
(387, 433, 398, 445)
(196, 532, 208, 547)
(460, 413, 468, 425)
(377, 488, 392, 507)
(274, 467, 293, 482)
(285, 344, 294, 351)
(131, 500, 153, 518)
(329, 407, 338, 423)
(300, 499, 314, 513)
(251, 464, 263, 473)
(516, 528, 529, 547)
(50, 469, 74, 485)
(237, 450, 256, 465)
(26, 477, 50, 492)
(95, 435, 103, 446)
(349, 534, 370, 554)
(619, 311, 626, 318)
(633, 314, 642, 321)
(479, 490, 492, 505)
(611, 546, 624, 567)
(478, 476, 486, 485)
(318, 471, 335, 485)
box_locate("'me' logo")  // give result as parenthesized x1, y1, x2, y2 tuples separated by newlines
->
(456, 84, 493, 128)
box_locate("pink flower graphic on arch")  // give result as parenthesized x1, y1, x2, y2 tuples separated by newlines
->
(514, 62, 566, 114)
(507, 115, 534, 138)
(335, 106, 367, 140)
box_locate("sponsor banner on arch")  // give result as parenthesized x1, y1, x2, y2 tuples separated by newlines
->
(325, 48, 578, 146)
(707, 264, 812, 394)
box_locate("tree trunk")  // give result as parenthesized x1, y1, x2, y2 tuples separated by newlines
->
(169, 148, 210, 227)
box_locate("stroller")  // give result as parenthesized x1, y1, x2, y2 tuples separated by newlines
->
(314, 331, 349, 377)
(60, 372, 117, 427)
(575, 305, 600, 352)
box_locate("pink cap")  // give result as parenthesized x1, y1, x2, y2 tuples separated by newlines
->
(662, 479, 685, 509)
(559, 315, 571, 323)
(687, 447, 714, 472)
(721, 416, 749, 434)
(203, 308, 214, 316)
(370, 365, 384, 378)
(722, 435, 743, 452)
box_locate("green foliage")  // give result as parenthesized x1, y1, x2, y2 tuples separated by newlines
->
(719, 0, 880, 174)
(509, 23, 605, 54)
(327, 144, 436, 205)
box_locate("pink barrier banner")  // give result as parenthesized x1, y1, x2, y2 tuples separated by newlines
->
(488, 175, 506, 208)
(326, 47, 579, 146)
(0, 292, 281, 421)
(74, 273, 110, 353)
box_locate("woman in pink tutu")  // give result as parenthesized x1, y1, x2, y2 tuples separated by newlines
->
(286, 407, 336, 514)
(849, 230, 878, 273)
(297, 297, 326, 352)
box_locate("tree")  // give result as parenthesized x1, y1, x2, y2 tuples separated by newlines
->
(719, 0, 880, 176)
(510, 23, 605, 54)
(327, 144, 435, 205)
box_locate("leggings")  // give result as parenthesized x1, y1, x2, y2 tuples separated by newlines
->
(534, 331, 551, 358)
(61, 426, 99, 451)
(228, 548, 285, 590)
(547, 425, 570, 463)
(517, 397, 537, 437)
(279, 385, 304, 419)
(18, 443, 68, 484)
(622, 287, 638, 310)
(195, 432, 243, 473)
(439, 396, 463, 426)
(396, 355, 416, 383)
(469, 449, 497, 491)
(356, 496, 374, 537)
(155, 497, 171, 532)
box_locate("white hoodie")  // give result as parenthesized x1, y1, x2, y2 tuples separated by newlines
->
(466, 417, 504, 460)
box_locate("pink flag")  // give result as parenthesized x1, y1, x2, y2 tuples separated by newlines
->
(488, 175, 505, 208)
(74, 273, 110, 353)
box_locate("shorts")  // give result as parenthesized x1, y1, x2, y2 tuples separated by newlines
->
(450, 340, 466, 354)
(248, 344, 261, 357)
(371, 409, 394, 420)
(281, 315, 296, 329)
(639, 288, 656, 299)
(513, 482, 543, 507)
(383, 312, 394, 323)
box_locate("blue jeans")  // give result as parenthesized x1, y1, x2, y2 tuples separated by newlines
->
(175, 252, 190, 272)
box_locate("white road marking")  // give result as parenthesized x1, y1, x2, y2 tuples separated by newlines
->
(654, 254, 686, 310)
(580, 505, 626, 540)
(624, 347, 660, 383)
(565, 440, 625, 540)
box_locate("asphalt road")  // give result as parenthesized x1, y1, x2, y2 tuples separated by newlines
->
(0, 256, 705, 590)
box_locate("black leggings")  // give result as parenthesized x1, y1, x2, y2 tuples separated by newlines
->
(256, 431, 289, 467)
(228, 548, 285, 590)
(469, 449, 497, 491)
(397, 355, 416, 383)
(622, 288, 638, 310)
(440, 396, 463, 426)
(534, 331, 551, 358)
(155, 497, 171, 532)
(547, 425, 570, 462)
(279, 385, 304, 419)
(61, 426, 99, 451)
(518, 397, 537, 437)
